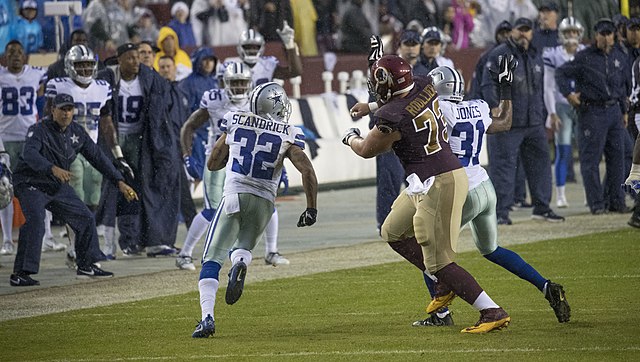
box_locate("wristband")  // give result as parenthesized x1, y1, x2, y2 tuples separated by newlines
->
(368, 102, 379, 112)
(113, 145, 124, 159)
(499, 84, 512, 101)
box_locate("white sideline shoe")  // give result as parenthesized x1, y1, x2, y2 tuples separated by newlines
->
(265, 252, 290, 266)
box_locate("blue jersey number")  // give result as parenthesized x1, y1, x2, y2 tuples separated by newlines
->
(1, 86, 35, 116)
(118, 95, 143, 123)
(231, 128, 282, 180)
(451, 121, 485, 167)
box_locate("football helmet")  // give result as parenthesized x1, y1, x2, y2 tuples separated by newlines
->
(558, 17, 584, 45)
(0, 161, 13, 210)
(237, 29, 265, 65)
(65, 44, 98, 85)
(250, 82, 292, 123)
(429, 66, 465, 102)
(223, 61, 253, 102)
(368, 55, 414, 103)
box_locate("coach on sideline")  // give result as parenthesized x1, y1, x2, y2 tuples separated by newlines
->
(10, 94, 138, 287)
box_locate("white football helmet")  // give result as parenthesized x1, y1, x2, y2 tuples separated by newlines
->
(237, 29, 265, 65)
(223, 61, 253, 102)
(558, 17, 584, 45)
(0, 162, 13, 210)
(65, 45, 98, 85)
(429, 65, 465, 102)
(250, 82, 292, 123)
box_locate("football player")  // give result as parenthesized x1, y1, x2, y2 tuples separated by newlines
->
(413, 65, 570, 325)
(177, 61, 253, 271)
(542, 17, 586, 208)
(0, 40, 50, 256)
(215, 23, 303, 265)
(344, 53, 510, 334)
(192, 82, 317, 338)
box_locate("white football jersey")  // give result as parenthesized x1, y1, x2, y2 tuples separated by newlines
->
(45, 77, 112, 142)
(439, 98, 491, 190)
(0, 65, 47, 141)
(199, 88, 250, 154)
(543, 44, 585, 106)
(219, 56, 279, 87)
(221, 111, 305, 202)
(117, 77, 144, 135)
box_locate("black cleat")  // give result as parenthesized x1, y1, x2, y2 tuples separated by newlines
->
(545, 281, 571, 323)
(225, 261, 247, 305)
(9, 272, 40, 287)
(412, 313, 454, 327)
(77, 264, 114, 279)
(192, 315, 215, 338)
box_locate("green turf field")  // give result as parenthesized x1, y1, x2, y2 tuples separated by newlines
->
(2, 229, 639, 361)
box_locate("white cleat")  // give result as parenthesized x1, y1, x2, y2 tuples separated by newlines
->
(42, 237, 67, 252)
(556, 197, 569, 208)
(175, 255, 196, 270)
(265, 252, 290, 266)
(1, 241, 15, 255)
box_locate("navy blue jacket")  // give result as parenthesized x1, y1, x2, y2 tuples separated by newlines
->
(481, 39, 545, 128)
(555, 45, 631, 115)
(13, 117, 123, 194)
(531, 28, 559, 52)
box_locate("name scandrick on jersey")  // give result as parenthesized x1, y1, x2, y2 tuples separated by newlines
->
(404, 85, 437, 117)
(454, 105, 482, 120)
(231, 113, 291, 135)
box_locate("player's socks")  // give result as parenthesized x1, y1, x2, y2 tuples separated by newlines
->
(484, 246, 547, 291)
(471, 291, 500, 311)
(230, 248, 253, 267)
(264, 209, 279, 255)
(388, 237, 426, 271)
(181, 211, 213, 257)
(555, 144, 571, 186)
(198, 278, 219, 321)
(44, 210, 54, 240)
(422, 271, 437, 298)
(0, 202, 13, 242)
(434, 262, 483, 306)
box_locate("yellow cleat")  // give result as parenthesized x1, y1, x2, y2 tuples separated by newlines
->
(426, 291, 456, 314)
(461, 307, 511, 334)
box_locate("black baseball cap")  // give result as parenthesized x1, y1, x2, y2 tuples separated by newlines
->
(117, 43, 138, 57)
(140, 40, 160, 53)
(594, 18, 616, 34)
(53, 94, 75, 108)
(538, 2, 559, 12)
(422, 30, 442, 43)
(400, 30, 421, 45)
(514, 18, 534, 31)
(627, 17, 640, 29)
(495, 20, 513, 33)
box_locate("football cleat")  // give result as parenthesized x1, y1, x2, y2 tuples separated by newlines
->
(426, 280, 456, 314)
(544, 281, 571, 323)
(412, 313, 454, 327)
(192, 315, 215, 338)
(42, 236, 66, 252)
(176, 256, 196, 271)
(225, 261, 247, 305)
(0, 241, 15, 255)
(461, 307, 510, 334)
(264, 252, 290, 266)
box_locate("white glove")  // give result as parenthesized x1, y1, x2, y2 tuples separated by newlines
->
(276, 20, 296, 50)
(496, 54, 517, 84)
(624, 163, 640, 194)
(368, 35, 383, 67)
(342, 128, 361, 146)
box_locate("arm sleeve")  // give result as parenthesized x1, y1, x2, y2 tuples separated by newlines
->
(22, 127, 54, 175)
(543, 65, 557, 115)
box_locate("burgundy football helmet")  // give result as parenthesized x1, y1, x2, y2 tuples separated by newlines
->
(368, 55, 414, 103)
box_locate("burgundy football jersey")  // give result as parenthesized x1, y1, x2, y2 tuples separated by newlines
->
(373, 75, 461, 181)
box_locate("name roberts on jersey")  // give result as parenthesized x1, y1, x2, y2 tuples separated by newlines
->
(230, 113, 291, 135)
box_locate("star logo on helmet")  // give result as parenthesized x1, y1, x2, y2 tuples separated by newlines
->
(268, 92, 284, 108)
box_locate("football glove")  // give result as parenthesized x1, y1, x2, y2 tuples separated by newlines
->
(297, 208, 317, 227)
(116, 157, 135, 181)
(183, 155, 203, 180)
(279, 167, 289, 194)
(277, 20, 296, 50)
(342, 127, 361, 146)
(490, 54, 517, 100)
(623, 164, 640, 195)
(368, 35, 383, 67)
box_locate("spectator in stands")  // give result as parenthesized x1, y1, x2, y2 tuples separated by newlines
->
(314, 0, 339, 53)
(249, 0, 293, 42)
(291, 0, 318, 56)
(134, 9, 159, 43)
(180, 47, 219, 113)
(340, 0, 373, 54)
(169, 1, 197, 49)
(191, 0, 247, 46)
(532, 2, 560, 51)
(154, 26, 192, 81)
(14, 0, 43, 54)
(413, 29, 446, 75)
(138, 40, 159, 69)
(82, 0, 130, 54)
(448, 0, 474, 50)
(573, 0, 618, 40)
(475, 0, 537, 47)
(0, 0, 16, 55)
(482, 17, 564, 225)
(392, 0, 440, 30)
